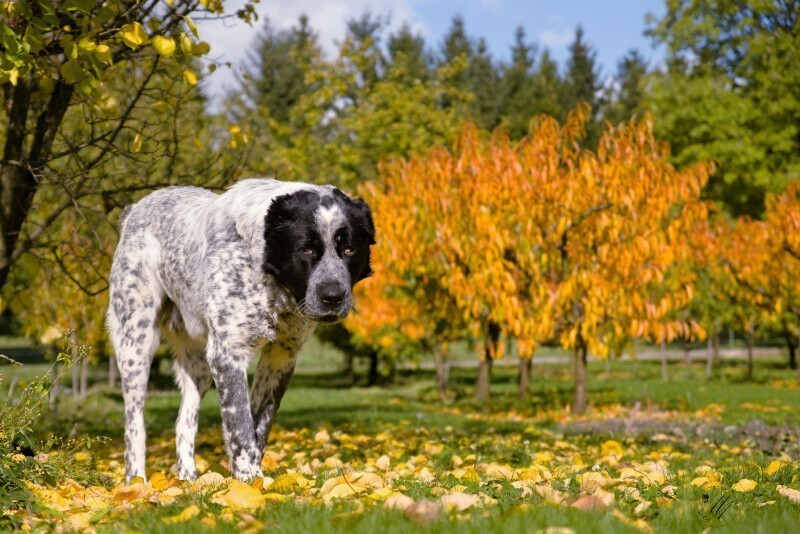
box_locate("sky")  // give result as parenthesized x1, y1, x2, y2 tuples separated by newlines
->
(198, 0, 666, 104)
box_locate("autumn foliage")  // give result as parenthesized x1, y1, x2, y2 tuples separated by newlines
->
(348, 105, 712, 411)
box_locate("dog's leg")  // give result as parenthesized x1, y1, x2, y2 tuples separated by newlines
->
(172, 338, 212, 480)
(250, 344, 298, 454)
(107, 259, 163, 483)
(207, 337, 262, 481)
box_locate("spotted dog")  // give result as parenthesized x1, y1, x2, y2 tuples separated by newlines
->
(107, 179, 375, 482)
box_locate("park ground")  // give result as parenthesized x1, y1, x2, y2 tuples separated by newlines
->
(3, 345, 800, 533)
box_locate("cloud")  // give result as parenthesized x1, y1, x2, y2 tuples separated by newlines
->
(538, 28, 573, 49)
(197, 0, 427, 104)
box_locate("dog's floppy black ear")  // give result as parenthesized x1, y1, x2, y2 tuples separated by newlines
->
(350, 197, 376, 246)
(348, 197, 375, 282)
(263, 192, 308, 277)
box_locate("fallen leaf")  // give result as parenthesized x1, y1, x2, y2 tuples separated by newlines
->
(440, 491, 481, 511)
(570, 495, 608, 511)
(777, 485, 800, 503)
(404, 499, 441, 523)
(732, 479, 757, 492)
(162, 504, 200, 524)
(211, 480, 266, 511)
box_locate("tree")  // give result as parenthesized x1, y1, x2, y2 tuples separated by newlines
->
(604, 50, 647, 125)
(0, 0, 256, 291)
(387, 23, 431, 83)
(353, 106, 711, 408)
(530, 49, 562, 122)
(562, 27, 601, 144)
(646, 0, 800, 216)
(499, 27, 536, 138)
(466, 38, 501, 131)
(237, 15, 320, 123)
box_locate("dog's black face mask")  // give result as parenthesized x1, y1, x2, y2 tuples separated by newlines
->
(264, 188, 375, 323)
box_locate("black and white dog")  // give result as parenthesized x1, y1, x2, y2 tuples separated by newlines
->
(107, 179, 375, 482)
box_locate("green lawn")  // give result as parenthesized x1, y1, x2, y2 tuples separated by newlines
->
(3, 354, 800, 533)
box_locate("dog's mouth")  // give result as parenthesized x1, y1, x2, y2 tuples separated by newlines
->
(314, 314, 343, 325)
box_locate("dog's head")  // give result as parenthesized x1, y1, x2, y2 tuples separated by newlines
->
(263, 188, 375, 323)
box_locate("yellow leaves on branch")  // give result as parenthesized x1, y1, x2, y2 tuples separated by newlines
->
(350, 105, 712, 359)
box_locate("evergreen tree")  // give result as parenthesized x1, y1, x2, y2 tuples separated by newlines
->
(499, 27, 536, 138)
(563, 26, 601, 144)
(439, 15, 474, 94)
(531, 48, 563, 120)
(387, 23, 432, 83)
(240, 15, 320, 123)
(467, 38, 501, 130)
(605, 49, 647, 125)
(344, 12, 387, 90)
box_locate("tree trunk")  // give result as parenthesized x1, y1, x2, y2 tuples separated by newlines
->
(476, 357, 492, 404)
(660, 340, 668, 381)
(108, 355, 118, 388)
(706, 335, 713, 378)
(72, 361, 80, 406)
(0, 81, 74, 289)
(366, 350, 379, 386)
(712, 330, 721, 365)
(518, 358, 531, 400)
(342, 352, 354, 383)
(476, 323, 500, 403)
(49, 361, 60, 413)
(432, 344, 450, 400)
(604, 354, 611, 377)
(684, 341, 692, 365)
(785, 331, 797, 371)
(79, 356, 89, 401)
(573, 341, 588, 414)
(746, 323, 754, 381)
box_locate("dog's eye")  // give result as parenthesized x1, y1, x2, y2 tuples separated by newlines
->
(343, 246, 354, 256)
(303, 247, 314, 255)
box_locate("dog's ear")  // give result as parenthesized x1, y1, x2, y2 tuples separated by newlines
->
(263, 192, 304, 277)
(348, 197, 376, 282)
(349, 197, 376, 246)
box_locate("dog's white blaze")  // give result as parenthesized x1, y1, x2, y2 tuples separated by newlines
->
(315, 204, 343, 241)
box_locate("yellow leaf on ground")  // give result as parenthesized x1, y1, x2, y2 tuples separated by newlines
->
(211, 480, 265, 511)
(766, 461, 787, 476)
(193, 472, 226, 490)
(732, 479, 757, 492)
(113, 482, 150, 502)
(441, 491, 481, 511)
(384, 493, 414, 510)
(162, 504, 200, 524)
(376, 455, 391, 470)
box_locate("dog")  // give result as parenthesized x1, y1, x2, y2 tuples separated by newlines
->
(107, 179, 375, 482)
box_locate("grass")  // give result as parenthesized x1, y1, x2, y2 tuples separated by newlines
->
(4, 352, 800, 532)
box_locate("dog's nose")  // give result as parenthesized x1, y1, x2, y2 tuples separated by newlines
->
(319, 281, 346, 306)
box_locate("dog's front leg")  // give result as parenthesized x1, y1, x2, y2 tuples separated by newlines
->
(207, 337, 263, 481)
(250, 345, 298, 454)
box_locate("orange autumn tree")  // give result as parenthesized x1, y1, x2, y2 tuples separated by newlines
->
(349, 105, 711, 410)
(718, 184, 800, 376)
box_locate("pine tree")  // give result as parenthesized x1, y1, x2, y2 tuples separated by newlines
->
(563, 26, 601, 143)
(531, 48, 563, 120)
(387, 23, 432, 83)
(344, 12, 387, 90)
(439, 15, 474, 94)
(605, 49, 647, 125)
(240, 15, 321, 123)
(467, 38, 501, 130)
(499, 27, 536, 138)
